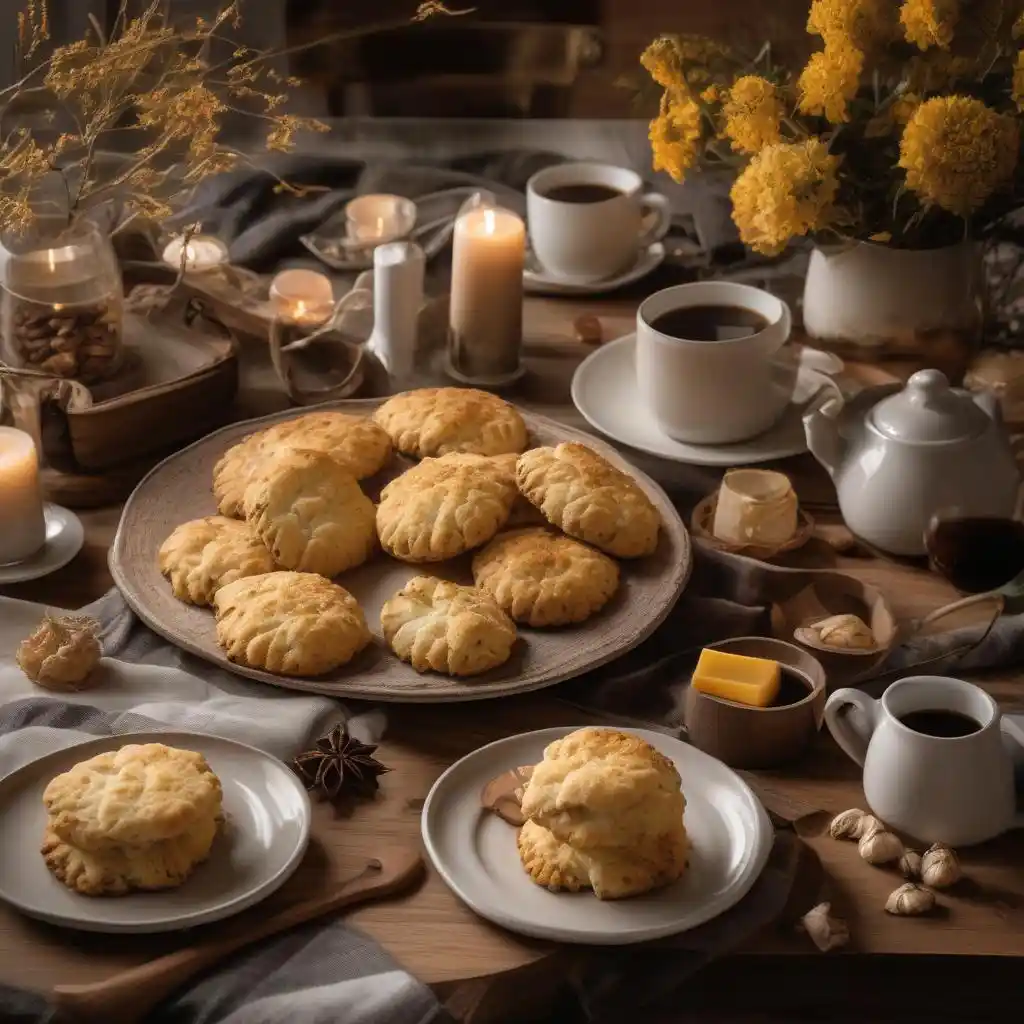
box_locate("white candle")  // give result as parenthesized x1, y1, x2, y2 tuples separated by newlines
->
(345, 194, 416, 246)
(448, 204, 525, 382)
(269, 268, 335, 327)
(161, 234, 228, 273)
(0, 427, 46, 564)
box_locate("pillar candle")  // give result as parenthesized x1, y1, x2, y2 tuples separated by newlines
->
(0, 427, 46, 564)
(448, 204, 525, 383)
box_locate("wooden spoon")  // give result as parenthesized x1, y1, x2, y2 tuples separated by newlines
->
(52, 846, 424, 1024)
(480, 764, 534, 826)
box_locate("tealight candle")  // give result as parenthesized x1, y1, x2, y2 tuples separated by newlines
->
(161, 234, 229, 273)
(0, 427, 46, 564)
(448, 200, 525, 384)
(345, 194, 416, 246)
(269, 268, 335, 326)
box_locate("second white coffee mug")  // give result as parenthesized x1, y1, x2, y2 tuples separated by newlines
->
(526, 162, 671, 283)
(636, 281, 795, 445)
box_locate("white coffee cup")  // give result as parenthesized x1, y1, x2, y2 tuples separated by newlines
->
(526, 162, 671, 283)
(636, 281, 795, 445)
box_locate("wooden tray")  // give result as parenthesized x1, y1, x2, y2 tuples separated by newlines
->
(109, 400, 691, 703)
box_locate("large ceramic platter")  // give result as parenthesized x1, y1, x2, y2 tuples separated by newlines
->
(0, 731, 310, 934)
(110, 399, 691, 702)
(422, 726, 774, 944)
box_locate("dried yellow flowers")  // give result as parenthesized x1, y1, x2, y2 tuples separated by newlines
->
(722, 76, 783, 154)
(649, 91, 703, 184)
(797, 42, 864, 124)
(900, 0, 960, 51)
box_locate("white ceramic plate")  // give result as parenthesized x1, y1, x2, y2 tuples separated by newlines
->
(0, 731, 311, 933)
(571, 333, 835, 467)
(524, 243, 665, 296)
(421, 726, 773, 945)
(0, 505, 84, 584)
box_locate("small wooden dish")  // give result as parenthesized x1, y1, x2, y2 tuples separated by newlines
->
(682, 637, 826, 770)
(690, 492, 815, 561)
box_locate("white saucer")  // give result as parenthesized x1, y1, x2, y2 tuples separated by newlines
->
(571, 334, 834, 467)
(0, 731, 311, 933)
(0, 505, 84, 584)
(524, 243, 665, 296)
(422, 726, 773, 945)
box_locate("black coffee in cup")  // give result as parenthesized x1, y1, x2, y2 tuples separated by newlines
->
(649, 304, 770, 342)
(539, 183, 624, 204)
(898, 709, 981, 738)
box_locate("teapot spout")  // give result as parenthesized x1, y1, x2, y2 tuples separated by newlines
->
(803, 394, 846, 477)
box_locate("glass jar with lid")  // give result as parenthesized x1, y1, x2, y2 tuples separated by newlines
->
(1, 220, 124, 384)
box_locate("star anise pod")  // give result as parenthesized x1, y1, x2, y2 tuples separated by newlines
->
(293, 724, 390, 802)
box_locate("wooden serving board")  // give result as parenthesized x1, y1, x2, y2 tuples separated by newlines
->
(109, 399, 691, 703)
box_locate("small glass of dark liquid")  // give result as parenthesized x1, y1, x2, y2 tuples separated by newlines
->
(924, 506, 1024, 594)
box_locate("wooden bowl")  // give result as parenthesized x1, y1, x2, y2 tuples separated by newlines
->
(690, 492, 815, 562)
(683, 637, 826, 770)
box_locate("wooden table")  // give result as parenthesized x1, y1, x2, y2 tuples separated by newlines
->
(2, 289, 1023, 1023)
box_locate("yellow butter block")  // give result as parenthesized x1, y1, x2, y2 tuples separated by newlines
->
(691, 648, 781, 707)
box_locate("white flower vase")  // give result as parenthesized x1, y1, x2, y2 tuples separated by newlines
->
(801, 241, 983, 379)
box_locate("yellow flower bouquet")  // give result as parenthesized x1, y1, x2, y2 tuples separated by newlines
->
(642, 0, 1024, 255)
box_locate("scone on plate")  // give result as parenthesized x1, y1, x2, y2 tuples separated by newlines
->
(158, 516, 276, 606)
(213, 412, 392, 517)
(381, 575, 516, 676)
(40, 743, 223, 897)
(242, 449, 376, 577)
(376, 453, 517, 562)
(516, 443, 661, 558)
(213, 570, 371, 676)
(517, 819, 689, 900)
(373, 388, 527, 459)
(472, 527, 619, 627)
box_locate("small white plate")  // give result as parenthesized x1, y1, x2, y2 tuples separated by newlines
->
(422, 726, 773, 945)
(0, 731, 311, 933)
(571, 334, 834, 467)
(0, 505, 84, 584)
(524, 243, 665, 296)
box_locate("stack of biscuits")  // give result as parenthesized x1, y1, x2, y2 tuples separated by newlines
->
(517, 728, 689, 900)
(40, 743, 223, 897)
(155, 387, 664, 680)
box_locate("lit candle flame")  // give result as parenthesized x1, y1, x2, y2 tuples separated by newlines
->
(294, 300, 308, 320)
(483, 208, 496, 236)
(47, 249, 56, 272)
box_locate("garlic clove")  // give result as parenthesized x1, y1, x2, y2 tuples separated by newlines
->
(812, 613, 876, 650)
(858, 828, 904, 865)
(899, 849, 923, 880)
(885, 882, 935, 916)
(16, 614, 102, 691)
(855, 813, 883, 840)
(920, 843, 962, 889)
(798, 901, 850, 952)
(828, 808, 867, 841)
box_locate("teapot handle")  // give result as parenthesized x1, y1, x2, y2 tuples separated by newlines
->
(823, 688, 879, 767)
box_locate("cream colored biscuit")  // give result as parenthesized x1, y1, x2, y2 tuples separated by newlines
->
(516, 443, 661, 558)
(41, 815, 219, 896)
(376, 453, 516, 562)
(213, 571, 371, 676)
(381, 575, 516, 676)
(485, 453, 545, 527)
(373, 388, 527, 459)
(213, 413, 391, 517)
(517, 819, 689, 900)
(158, 516, 276, 606)
(472, 528, 620, 627)
(242, 449, 375, 578)
(520, 728, 685, 849)
(43, 744, 223, 851)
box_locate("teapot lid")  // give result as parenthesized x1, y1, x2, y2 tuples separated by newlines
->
(870, 369, 990, 443)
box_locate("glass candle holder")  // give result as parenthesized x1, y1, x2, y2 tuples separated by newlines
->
(447, 192, 526, 386)
(161, 233, 229, 274)
(269, 269, 335, 328)
(1, 221, 124, 385)
(0, 426, 46, 564)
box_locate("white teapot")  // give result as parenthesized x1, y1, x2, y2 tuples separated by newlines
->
(803, 369, 1021, 556)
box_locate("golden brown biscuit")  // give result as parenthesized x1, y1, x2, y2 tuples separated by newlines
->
(472, 528, 619, 627)
(158, 516, 276, 606)
(373, 388, 528, 459)
(213, 571, 371, 676)
(376, 453, 517, 562)
(381, 575, 516, 676)
(242, 449, 375, 577)
(213, 413, 391, 517)
(485, 453, 545, 527)
(41, 814, 219, 897)
(516, 443, 661, 558)
(517, 819, 689, 899)
(520, 728, 685, 849)
(43, 744, 223, 851)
